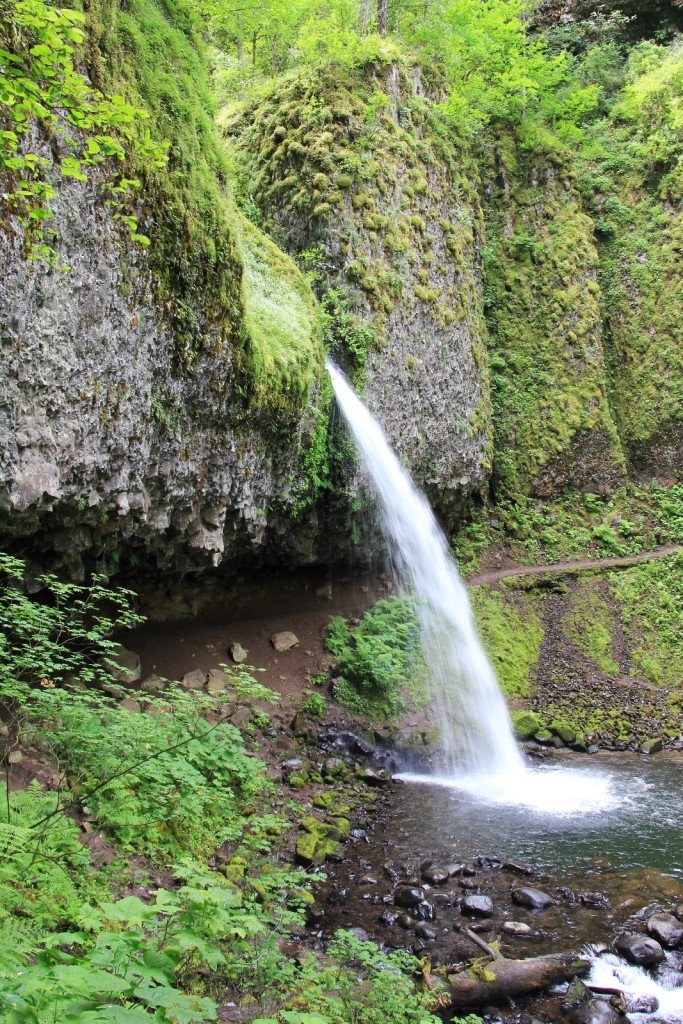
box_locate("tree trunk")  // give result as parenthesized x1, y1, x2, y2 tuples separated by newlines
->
(377, 0, 388, 34)
(445, 954, 590, 1010)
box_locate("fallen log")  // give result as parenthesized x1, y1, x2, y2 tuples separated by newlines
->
(446, 953, 590, 1009)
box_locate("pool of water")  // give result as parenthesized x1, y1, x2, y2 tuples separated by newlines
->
(394, 753, 683, 877)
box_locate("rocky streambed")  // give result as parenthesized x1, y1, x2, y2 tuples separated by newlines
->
(294, 745, 683, 1022)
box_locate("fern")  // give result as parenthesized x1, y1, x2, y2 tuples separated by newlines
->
(0, 918, 37, 977)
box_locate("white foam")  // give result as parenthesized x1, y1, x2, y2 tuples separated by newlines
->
(589, 951, 683, 1021)
(396, 765, 623, 815)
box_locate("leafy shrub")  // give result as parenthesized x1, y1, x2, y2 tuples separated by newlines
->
(326, 597, 420, 717)
(252, 929, 445, 1024)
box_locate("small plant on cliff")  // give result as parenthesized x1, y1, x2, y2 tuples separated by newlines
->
(0, 0, 167, 262)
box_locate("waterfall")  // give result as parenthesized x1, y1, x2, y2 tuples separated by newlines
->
(328, 360, 524, 777)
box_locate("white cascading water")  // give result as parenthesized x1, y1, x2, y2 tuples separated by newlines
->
(327, 359, 524, 777)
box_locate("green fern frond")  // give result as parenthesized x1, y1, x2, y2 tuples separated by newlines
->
(0, 918, 37, 977)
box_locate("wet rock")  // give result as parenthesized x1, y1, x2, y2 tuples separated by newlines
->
(512, 887, 553, 910)
(462, 864, 477, 876)
(459, 878, 477, 890)
(447, 863, 467, 877)
(641, 738, 663, 754)
(461, 895, 494, 917)
(415, 924, 436, 940)
(422, 866, 449, 885)
(180, 668, 206, 691)
(206, 668, 228, 692)
(101, 643, 141, 684)
(503, 921, 532, 936)
(394, 886, 425, 907)
(7, 750, 22, 765)
(432, 892, 454, 907)
(614, 932, 665, 966)
(580, 892, 609, 908)
(271, 631, 299, 652)
(412, 939, 427, 954)
(397, 913, 413, 930)
(477, 856, 502, 870)
(383, 864, 400, 883)
(562, 976, 588, 1010)
(346, 927, 369, 942)
(379, 909, 399, 927)
(358, 875, 377, 886)
(587, 744, 600, 754)
(574, 997, 622, 1024)
(647, 911, 683, 948)
(412, 901, 436, 921)
(356, 766, 392, 787)
(502, 862, 534, 876)
(228, 642, 248, 664)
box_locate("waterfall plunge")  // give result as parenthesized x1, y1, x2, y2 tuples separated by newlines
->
(328, 360, 524, 778)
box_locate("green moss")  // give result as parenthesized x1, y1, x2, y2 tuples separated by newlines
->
(580, 44, 683, 460)
(239, 218, 322, 412)
(483, 137, 624, 496)
(608, 553, 683, 688)
(510, 709, 542, 739)
(84, 0, 245, 370)
(561, 580, 619, 676)
(470, 586, 543, 698)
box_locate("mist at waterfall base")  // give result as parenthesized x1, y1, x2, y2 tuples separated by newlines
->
(327, 360, 616, 815)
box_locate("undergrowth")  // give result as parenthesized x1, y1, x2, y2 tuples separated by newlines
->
(0, 556, 461, 1023)
(325, 597, 423, 719)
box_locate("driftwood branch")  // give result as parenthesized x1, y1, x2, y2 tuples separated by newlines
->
(462, 927, 502, 960)
(445, 953, 590, 1009)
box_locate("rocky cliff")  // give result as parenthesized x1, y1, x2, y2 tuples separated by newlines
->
(228, 60, 493, 523)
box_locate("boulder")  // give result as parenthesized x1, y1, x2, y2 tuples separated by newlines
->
(119, 697, 141, 713)
(641, 738, 663, 754)
(101, 644, 141, 685)
(422, 866, 449, 885)
(574, 998, 623, 1024)
(140, 673, 166, 693)
(512, 887, 553, 910)
(394, 886, 426, 908)
(461, 894, 494, 917)
(503, 921, 532, 936)
(511, 710, 542, 740)
(614, 932, 665, 966)
(647, 912, 683, 949)
(180, 669, 206, 691)
(207, 668, 228, 692)
(228, 643, 248, 664)
(271, 631, 299, 652)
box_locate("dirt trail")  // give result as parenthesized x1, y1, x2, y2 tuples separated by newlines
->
(467, 544, 682, 586)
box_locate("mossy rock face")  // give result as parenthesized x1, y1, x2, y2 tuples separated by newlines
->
(511, 710, 542, 740)
(229, 58, 492, 527)
(579, 49, 683, 480)
(483, 142, 625, 498)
